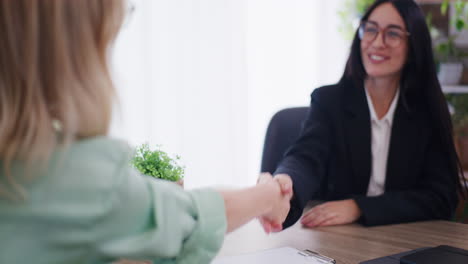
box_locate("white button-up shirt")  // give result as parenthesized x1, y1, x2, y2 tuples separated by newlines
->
(365, 87, 400, 197)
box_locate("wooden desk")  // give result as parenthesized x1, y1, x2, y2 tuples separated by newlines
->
(215, 220, 468, 264)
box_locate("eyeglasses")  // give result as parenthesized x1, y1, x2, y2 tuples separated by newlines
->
(358, 21, 410, 48)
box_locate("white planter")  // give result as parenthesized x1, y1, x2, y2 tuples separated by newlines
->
(438, 62, 464, 85)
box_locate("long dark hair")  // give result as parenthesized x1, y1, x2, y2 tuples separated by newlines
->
(341, 0, 467, 197)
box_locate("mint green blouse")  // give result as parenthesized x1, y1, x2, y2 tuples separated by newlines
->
(0, 137, 227, 264)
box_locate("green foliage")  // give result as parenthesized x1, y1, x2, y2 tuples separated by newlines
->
(338, 0, 375, 40)
(436, 35, 467, 62)
(354, 0, 375, 15)
(442, 1, 468, 135)
(130, 144, 184, 182)
(435, 0, 468, 62)
(454, 1, 468, 31)
(441, 0, 449, 16)
(446, 94, 468, 135)
(426, 12, 433, 29)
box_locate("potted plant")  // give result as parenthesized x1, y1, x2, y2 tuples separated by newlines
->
(434, 0, 468, 85)
(131, 143, 185, 186)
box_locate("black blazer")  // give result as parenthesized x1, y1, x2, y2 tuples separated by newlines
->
(275, 79, 458, 228)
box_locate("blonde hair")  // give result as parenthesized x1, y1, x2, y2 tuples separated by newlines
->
(0, 0, 125, 199)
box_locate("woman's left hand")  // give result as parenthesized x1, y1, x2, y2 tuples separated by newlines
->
(300, 199, 362, 228)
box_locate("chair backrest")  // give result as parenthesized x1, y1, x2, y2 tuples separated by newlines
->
(261, 107, 309, 174)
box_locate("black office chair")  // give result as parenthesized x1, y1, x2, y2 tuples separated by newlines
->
(261, 107, 309, 174)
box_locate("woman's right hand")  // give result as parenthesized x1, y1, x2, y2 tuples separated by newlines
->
(257, 173, 293, 233)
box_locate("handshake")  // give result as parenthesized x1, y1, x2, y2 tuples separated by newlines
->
(253, 173, 362, 231)
(256, 173, 293, 234)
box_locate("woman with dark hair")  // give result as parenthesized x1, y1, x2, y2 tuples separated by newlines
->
(268, 0, 468, 229)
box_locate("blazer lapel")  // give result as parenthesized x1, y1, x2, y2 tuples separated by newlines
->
(343, 81, 372, 195)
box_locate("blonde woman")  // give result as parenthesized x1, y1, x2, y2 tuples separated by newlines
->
(0, 1, 293, 263)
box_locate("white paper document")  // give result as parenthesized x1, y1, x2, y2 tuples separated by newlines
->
(211, 247, 335, 264)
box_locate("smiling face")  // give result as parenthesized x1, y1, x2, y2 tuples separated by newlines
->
(360, 3, 409, 80)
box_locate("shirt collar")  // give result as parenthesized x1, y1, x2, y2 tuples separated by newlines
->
(364, 86, 400, 125)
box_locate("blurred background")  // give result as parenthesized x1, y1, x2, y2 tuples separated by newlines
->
(110, 0, 468, 189)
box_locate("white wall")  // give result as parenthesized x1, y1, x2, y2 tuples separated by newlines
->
(111, 0, 349, 189)
(245, 0, 349, 186)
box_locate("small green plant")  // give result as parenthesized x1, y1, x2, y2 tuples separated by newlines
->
(434, 0, 468, 62)
(442, 0, 467, 31)
(131, 144, 184, 182)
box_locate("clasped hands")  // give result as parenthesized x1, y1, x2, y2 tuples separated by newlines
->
(256, 173, 293, 234)
(257, 173, 362, 233)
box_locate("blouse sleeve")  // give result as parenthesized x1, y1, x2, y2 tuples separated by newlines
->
(90, 153, 227, 263)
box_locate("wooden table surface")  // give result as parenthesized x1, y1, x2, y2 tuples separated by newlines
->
(215, 220, 468, 264)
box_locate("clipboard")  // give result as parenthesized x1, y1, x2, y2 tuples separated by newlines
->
(212, 247, 336, 264)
